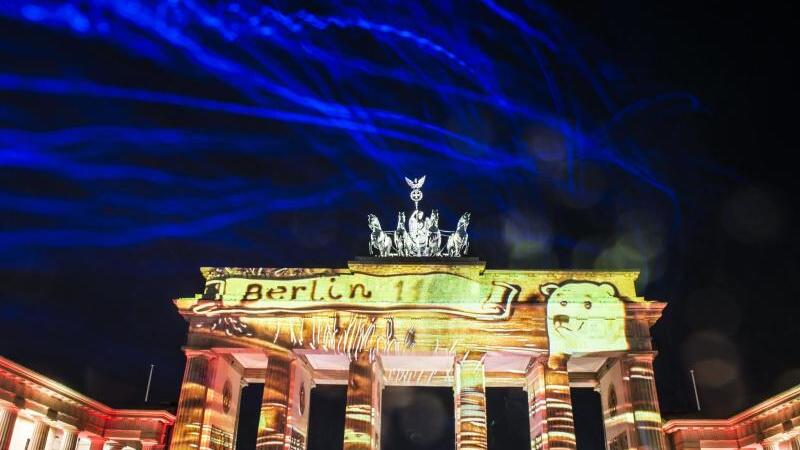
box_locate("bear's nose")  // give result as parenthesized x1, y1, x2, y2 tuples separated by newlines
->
(553, 314, 569, 325)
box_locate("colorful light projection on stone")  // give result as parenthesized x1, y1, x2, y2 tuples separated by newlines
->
(343, 353, 383, 450)
(181, 265, 634, 359)
(542, 281, 627, 356)
(0, 356, 174, 450)
(171, 262, 667, 450)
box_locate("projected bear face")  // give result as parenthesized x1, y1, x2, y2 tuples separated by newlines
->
(542, 281, 627, 355)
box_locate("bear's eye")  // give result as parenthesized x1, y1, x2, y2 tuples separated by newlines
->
(584, 301, 592, 309)
(560, 300, 568, 307)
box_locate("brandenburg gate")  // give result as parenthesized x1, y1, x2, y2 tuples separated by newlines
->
(168, 177, 669, 450)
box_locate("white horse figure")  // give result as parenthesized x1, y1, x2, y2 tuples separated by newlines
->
(394, 211, 410, 256)
(368, 214, 393, 257)
(445, 212, 470, 256)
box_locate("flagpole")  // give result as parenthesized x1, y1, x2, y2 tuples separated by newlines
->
(144, 364, 155, 403)
(689, 369, 701, 411)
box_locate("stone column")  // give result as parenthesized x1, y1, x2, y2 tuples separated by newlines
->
(525, 356, 576, 450)
(454, 353, 488, 450)
(59, 429, 79, 450)
(233, 379, 248, 449)
(170, 350, 216, 450)
(454, 382, 462, 450)
(87, 437, 107, 450)
(289, 359, 313, 450)
(343, 353, 383, 450)
(257, 351, 294, 450)
(105, 442, 124, 450)
(28, 419, 51, 450)
(141, 442, 158, 450)
(622, 353, 668, 450)
(597, 357, 634, 450)
(0, 405, 18, 450)
(170, 349, 244, 450)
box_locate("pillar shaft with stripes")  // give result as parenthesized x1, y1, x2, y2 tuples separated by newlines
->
(257, 352, 295, 450)
(454, 354, 488, 450)
(526, 356, 576, 450)
(170, 350, 215, 450)
(623, 353, 669, 450)
(59, 430, 79, 450)
(343, 353, 383, 450)
(0, 406, 17, 450)
(28, 419, 50, 450)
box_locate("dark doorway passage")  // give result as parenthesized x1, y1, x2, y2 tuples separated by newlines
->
(307, 385, 347, 450)
(487, 388, 530, 450)
(572, 388, 605, 450)
(381, 387, 455, 450)
(236, 383, 264, 450)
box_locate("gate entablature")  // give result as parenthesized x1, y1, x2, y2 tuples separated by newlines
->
(175, 262, 653, 357)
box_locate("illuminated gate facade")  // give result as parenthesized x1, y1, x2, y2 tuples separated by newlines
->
(168, 260, 668, 450)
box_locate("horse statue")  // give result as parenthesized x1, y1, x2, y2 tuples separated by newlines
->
(394, 211, 410, 256)
(426, 209, 441, 256)
(368, 214, 393, 257)
(445, 212, 470, 256)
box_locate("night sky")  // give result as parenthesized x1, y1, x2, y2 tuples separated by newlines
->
(1, 1, 798, 449)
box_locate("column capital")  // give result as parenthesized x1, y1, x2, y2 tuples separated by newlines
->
(545, 353, 570, 370)
(524, 356, 544, 382)
(0, 402, 17, 414)
(525, 355, 571, 385)
(141, 439, 159, 450)
(620, 351, 658, 380)
(85, 435, 107, 450)
(182, 348, 218, 359)
(622, 351, 658, 363)
(58, 428, 79, 450)
(0, 405, 19, 450)
(105, 441, 125, 450)
(454, 351, 485, 364)
(264, 347, 296, 361)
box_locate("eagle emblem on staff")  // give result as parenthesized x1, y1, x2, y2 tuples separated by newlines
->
(405, 176, 425, 208)
(367, 176, 470, 257)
